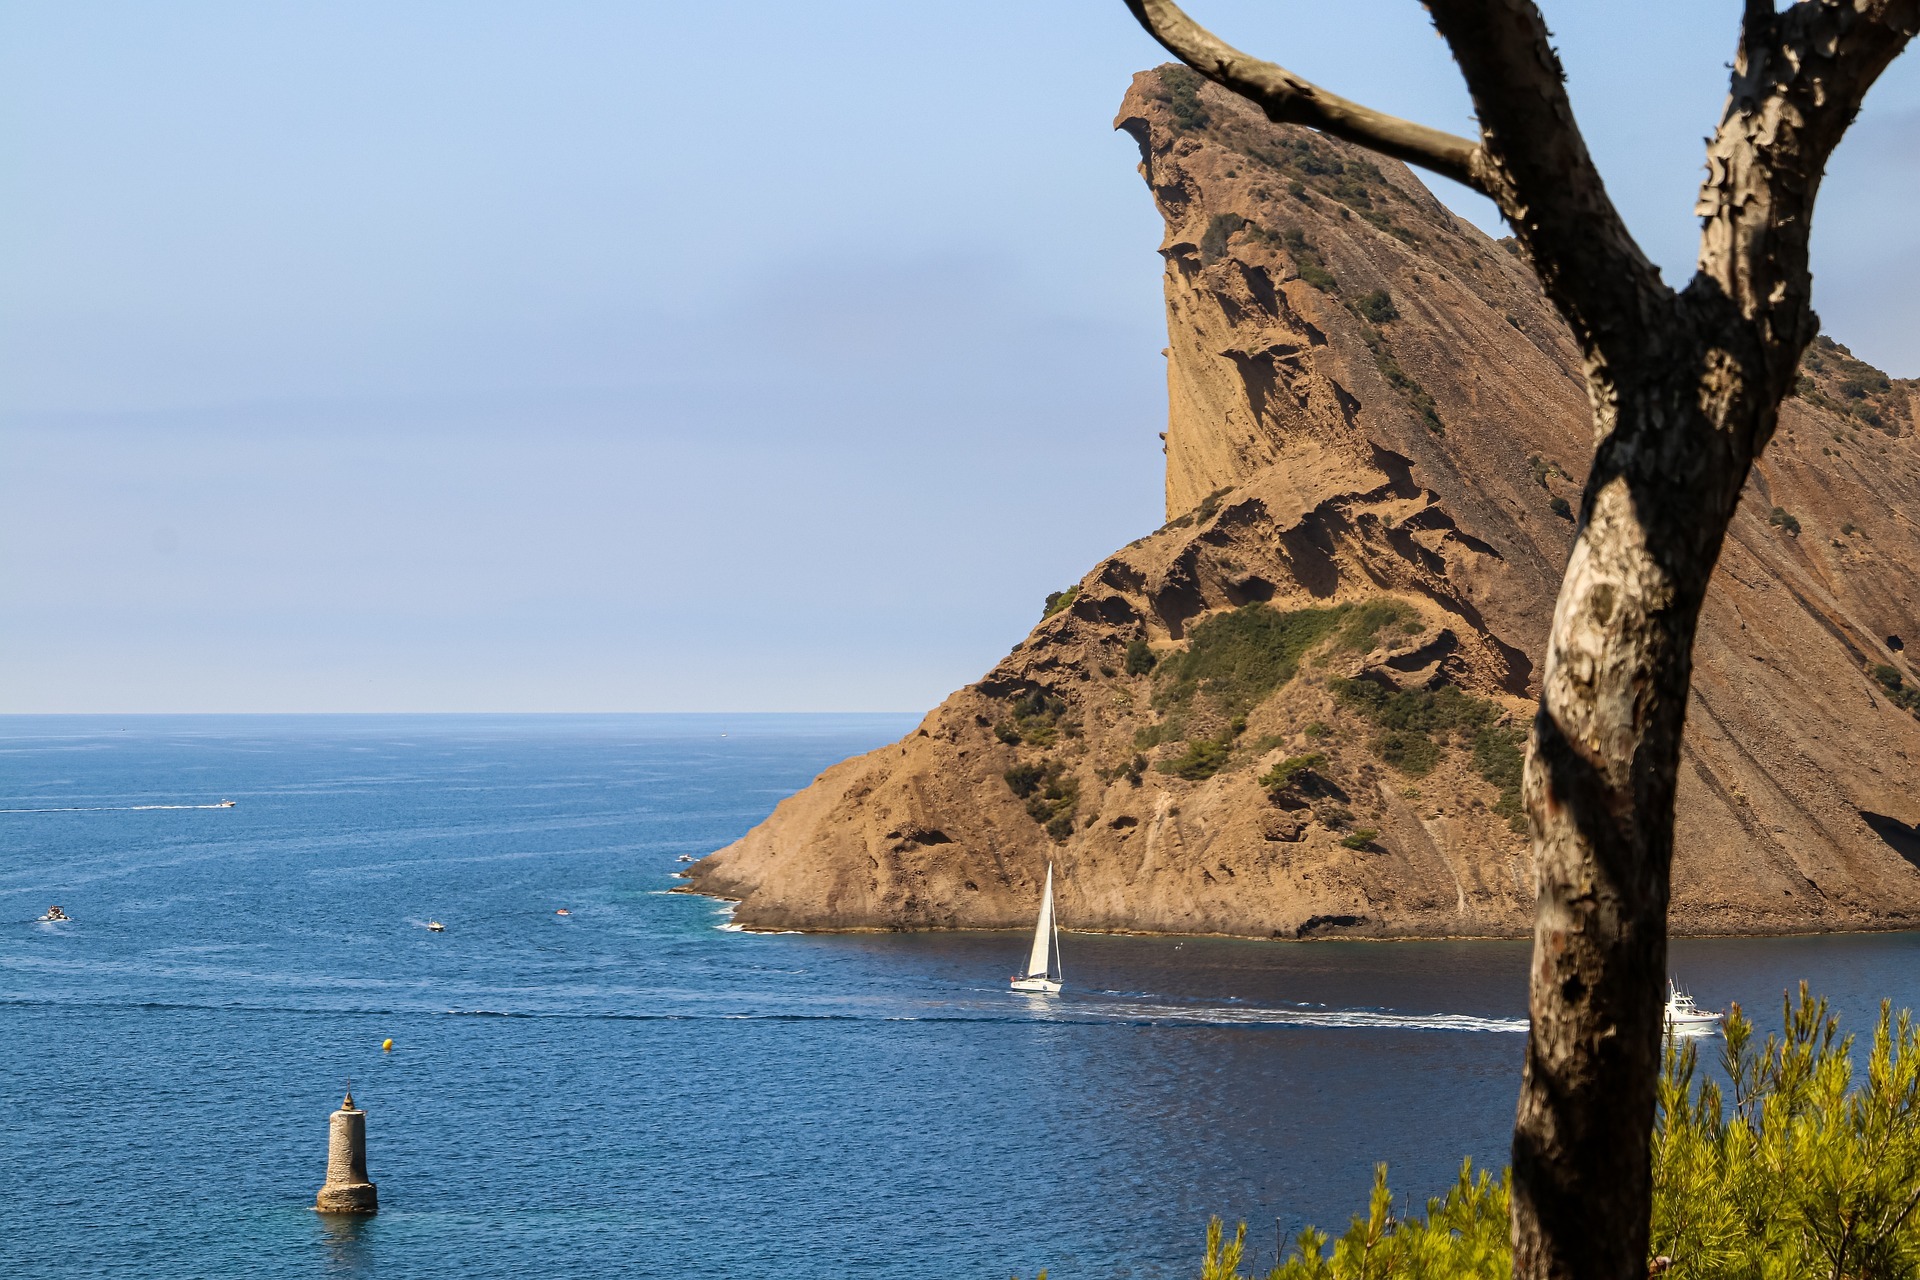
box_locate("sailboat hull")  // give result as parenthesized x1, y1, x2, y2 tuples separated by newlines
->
(1010, 976, 1062, 994)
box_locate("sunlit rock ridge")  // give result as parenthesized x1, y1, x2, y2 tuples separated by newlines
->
(685, 67, 1920, 939)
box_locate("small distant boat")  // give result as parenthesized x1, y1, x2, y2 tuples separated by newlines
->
(217, 799, 235, 808)
(1664, 979, 1722, 1035)
(427, 920, 445, 933)
(554, 908, 570, 916)
(676, 855, 695, 864)
(39, 905, 70, 923)
(1010, 862, 1064, 994)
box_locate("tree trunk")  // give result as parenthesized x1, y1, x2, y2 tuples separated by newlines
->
(1511, 323, 1772, 1278)
(1119, 3, 1917, 1276)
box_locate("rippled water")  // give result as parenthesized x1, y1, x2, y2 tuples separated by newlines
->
(7, 714, 1920, 1279)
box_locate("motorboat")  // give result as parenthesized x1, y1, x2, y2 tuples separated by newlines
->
(555, 908, 571, 916)
(1010, 862, 1064, 994)
(1664, 979, 1722, 1035)
(39, 905, 69, 923)
(427, 920, 446, 933)
(217, 799, 236, 808)
(676, 854, 695, 863)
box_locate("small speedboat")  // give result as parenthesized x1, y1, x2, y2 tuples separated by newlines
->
(554, 908, 571, 916)
(1664, 979, 1722, 1035)
(675, 855, 695, 864)
(1010, 862, 1064, 995)
(39, 905, 70, 923)
(427, 920, 446, 933)
(217, 799, 236, 808)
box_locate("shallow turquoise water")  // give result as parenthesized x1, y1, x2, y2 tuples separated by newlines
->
(6, 714, 1919, 1278)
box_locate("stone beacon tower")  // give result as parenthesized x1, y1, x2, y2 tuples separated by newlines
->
(314, 1091, 378, 1214)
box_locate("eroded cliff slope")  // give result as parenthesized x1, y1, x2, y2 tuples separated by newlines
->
(686, 68, 1920, 939)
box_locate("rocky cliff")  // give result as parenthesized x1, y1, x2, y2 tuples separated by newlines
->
(685, 67, 1920, 940)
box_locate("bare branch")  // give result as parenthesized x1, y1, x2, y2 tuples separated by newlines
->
(1123, 0, 1485, 192)
(1424, 0, 1668, 359)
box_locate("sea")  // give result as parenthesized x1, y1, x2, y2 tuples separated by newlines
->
(6, 714, 1920, 1279)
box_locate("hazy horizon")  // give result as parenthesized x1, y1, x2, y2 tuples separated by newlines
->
(6, 1, 1916, 714)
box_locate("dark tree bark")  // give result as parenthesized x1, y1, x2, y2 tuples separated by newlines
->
(1122, 2, 1919, 1277)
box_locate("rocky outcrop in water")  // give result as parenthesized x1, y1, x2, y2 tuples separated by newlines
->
(685, 67, 1920, 939)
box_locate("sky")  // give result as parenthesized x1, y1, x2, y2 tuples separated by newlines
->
(3, 1, 1916, 714)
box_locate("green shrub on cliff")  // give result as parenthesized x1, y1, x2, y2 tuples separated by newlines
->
(1158, 727, 1237, 781)
(1333, 678, 1523, 821)
(1871, 664, 1920, 715)
(1006, 760, 1078, 839)
(1331, 599, 1420, 653)
(1258, 752, 1326, 792)
(1182, 987, 1920, 1280)
(1145, 600, 1417, 784)
(1202, 213, 1248, 264)
(1158, 65, 1211, 132)
(1006, 688, 1069, 746)
(1154, 603, 1348, 719)
(1126, 637, 1157, 676)
(1354, 289, 1398, 324)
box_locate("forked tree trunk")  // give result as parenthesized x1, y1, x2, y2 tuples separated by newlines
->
(1120, 1, 1917, 1276)
(1514, 327, 1779, 1277)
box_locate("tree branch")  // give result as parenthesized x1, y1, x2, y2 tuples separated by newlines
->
(1122, 0, 1486, 192)
(1424, 0, 1668, 361)
(1697, 0, 1920, 390)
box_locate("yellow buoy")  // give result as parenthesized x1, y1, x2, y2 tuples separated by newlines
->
(381, 1038, 393, 1052)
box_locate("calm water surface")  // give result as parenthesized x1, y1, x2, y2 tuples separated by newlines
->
(6, 714, 1920, 1278)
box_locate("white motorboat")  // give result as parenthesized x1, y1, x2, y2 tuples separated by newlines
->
(427, 920, 446, 933)
(39, 905, 70, 923)
(1010, 862, 1064, 994)
(1664, 979, 1722, 1035)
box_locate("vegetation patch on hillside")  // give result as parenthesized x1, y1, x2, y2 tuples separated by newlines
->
(1356, 319, 1444, 434)
(1003, 760, 1079, 841)
(995, 688, 1071, 748)
(1041, 585, 1080, 620)
(1156, 716, 1247, 782)
(1251, 225, 1339, 291)
(1153, 65, 1211, 133)
(1155, 599, 1418, 723)
(1258, 751, 1326, 792)
(1140, 599, 1420, 782)
(1796, 334, 1913, 434)
(1333, 677, 1526, 831)
(1873, 664, 1920, 717)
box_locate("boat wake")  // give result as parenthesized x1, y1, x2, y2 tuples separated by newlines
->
(0, 801, 237, 813)
(1080, 997, 1526, 1033)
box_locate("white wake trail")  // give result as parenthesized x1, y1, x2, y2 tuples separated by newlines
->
(0, 802, 237, 814)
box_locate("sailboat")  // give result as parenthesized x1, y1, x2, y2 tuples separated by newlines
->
(1010, 862, 1064, 994)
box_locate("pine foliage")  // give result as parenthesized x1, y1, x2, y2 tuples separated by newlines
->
(1189, 987, 1920, 1280)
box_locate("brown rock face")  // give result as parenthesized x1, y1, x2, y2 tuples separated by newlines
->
(686, 67, 1920, 940)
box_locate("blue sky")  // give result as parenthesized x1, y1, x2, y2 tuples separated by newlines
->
(4, 1, 1916, 713)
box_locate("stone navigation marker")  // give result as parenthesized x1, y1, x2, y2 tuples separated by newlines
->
(314, 1090, 378, 1214)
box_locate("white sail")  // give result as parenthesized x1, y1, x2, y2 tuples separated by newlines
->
(1024, 863, 1055, 978)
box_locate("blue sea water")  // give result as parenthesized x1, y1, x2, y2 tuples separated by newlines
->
(7, 714, 1920, 1279)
